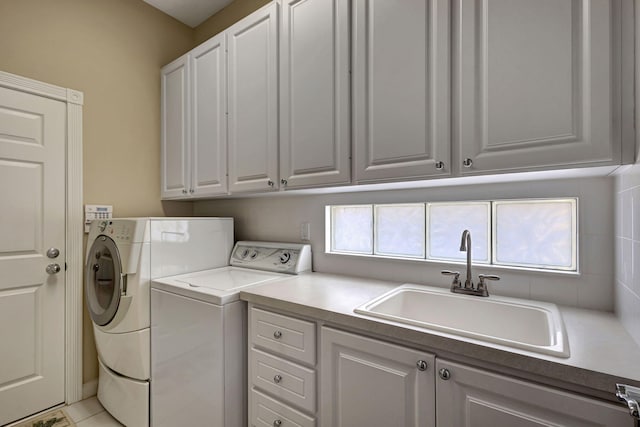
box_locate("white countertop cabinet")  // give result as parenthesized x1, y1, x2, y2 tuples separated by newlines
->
(353, 0, 451, 183)
(279, 0, 351, 190)
(240, 273, 640, 426)
(454, 0, 630, 176)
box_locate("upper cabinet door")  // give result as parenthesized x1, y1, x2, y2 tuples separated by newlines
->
(190, 33, 228, 197)
(227, 3, 279, 193)
(279, 0, 351, 189)
(353, 0, 450, 183)
(455, 0, 621, 175)
(161, 55, 190, 199)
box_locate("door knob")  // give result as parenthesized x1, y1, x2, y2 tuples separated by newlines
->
(47, 248, 60, 259)
(46, 263, 61, 274)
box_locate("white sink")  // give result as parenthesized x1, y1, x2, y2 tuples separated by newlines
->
(355, 284, 569, 358)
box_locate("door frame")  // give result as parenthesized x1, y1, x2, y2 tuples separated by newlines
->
(0, 71, 84, 405)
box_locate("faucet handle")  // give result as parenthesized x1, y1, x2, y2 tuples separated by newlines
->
(441, 270, 461, 286)
(477, 274, 500, 292)
(478, 274, 500, 284)
(441, 270, 460, 278)
(475, 274, 499, 297)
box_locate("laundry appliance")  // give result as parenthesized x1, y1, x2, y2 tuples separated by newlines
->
(150, 241, 312, 427)
(85, 217, 233, 427)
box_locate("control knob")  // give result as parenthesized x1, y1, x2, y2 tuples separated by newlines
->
(279, 251, 291, 264)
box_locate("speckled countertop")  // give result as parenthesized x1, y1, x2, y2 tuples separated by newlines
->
(240, 272, 640, 403)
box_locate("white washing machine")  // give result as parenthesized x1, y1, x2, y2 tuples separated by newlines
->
(85, 217, 234, 427)
(150, 241, 312, 427)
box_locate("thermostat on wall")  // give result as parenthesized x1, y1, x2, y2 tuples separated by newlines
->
(84, 204, 113, 233)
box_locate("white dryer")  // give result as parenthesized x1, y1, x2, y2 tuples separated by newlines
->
(85, 217, 233, 427)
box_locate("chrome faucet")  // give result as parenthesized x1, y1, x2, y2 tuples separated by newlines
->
(460, 229, 473, 289)
(441, 229, 500, 297)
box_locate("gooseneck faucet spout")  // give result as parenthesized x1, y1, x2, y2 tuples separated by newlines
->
(460, 229, 473, 289)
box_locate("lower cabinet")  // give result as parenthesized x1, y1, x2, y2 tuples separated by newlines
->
(320, 327, 436, 427)
(436, 359, 630, 427)
(248, 305, 317, 427)
(249, 307, 631, 427)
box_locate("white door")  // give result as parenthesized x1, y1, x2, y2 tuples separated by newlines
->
(279, 0, 351, 189)
(0, 86, 66, 425)
(320, 327, 436, 427)
(353, 0, 450, 183)
(227, 2, 279, 193)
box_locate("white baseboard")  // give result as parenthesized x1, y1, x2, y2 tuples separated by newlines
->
(82, 379, 98, 400)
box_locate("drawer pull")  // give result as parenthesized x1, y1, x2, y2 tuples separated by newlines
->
(273, 420, 282, 427)
(273, 330, 282, 339)
(273, 374, 282, 384)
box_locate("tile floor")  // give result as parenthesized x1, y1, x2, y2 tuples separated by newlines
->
(65, 397, 122, 427)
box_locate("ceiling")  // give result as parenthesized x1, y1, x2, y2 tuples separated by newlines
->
(143, 0, 234, 28)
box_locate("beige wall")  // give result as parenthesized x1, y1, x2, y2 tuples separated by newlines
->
(195, 0, 270, 44)
(0, 0, 195, 384)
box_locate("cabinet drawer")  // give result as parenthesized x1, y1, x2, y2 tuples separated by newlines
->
(251, 307, 316, 365)
(251, 348, 316, 413)
(251, 388, 315, 427)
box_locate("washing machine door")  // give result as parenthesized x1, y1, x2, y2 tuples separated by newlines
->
(85, 235, 123, 326)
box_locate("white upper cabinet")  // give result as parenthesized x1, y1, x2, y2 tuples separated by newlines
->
(190, 33, 228, 197)
(161, 55, 190, 199)
(455, 0, 625, 175)
(161, 35, 227, 200)
(353, 0, 451, 183)
(227, 3, 279, 193)
(279, 0, 351, 189)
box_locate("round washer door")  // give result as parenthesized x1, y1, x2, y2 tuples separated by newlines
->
(85, 235, 122, 326)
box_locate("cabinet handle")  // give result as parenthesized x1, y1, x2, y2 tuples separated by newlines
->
(438, 368, 451, 380)
(273, 420, 282, 427)
(280, 178, 288, 186)
(181, 189, 187, 194)
(189, 188, 194, 194)
(273, 330, 282, 339)
(435, 161, 444, 170)
(273, 374, 282, 384)
(416, 360, 428, 371)
(267, 180, 274, 187)
(462, 158, 473, 168)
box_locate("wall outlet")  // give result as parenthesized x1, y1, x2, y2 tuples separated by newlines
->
(300, 222, 311, 241)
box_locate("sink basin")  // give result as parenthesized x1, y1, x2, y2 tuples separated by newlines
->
(354, 284, 569, 358)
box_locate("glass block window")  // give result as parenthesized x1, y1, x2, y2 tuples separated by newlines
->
(375, 204, 425, 258)
(326, 198, 578, 273)
(427, 202, 490, 262)
(330, 205, 373, 254)
(494, 199, 577, 270)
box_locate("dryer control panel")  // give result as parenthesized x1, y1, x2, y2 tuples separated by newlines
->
(230, 241, 312, 274)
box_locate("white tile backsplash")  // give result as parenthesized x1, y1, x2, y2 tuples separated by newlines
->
(615, 162, 640, 346)
(196, 176, 616, 311)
